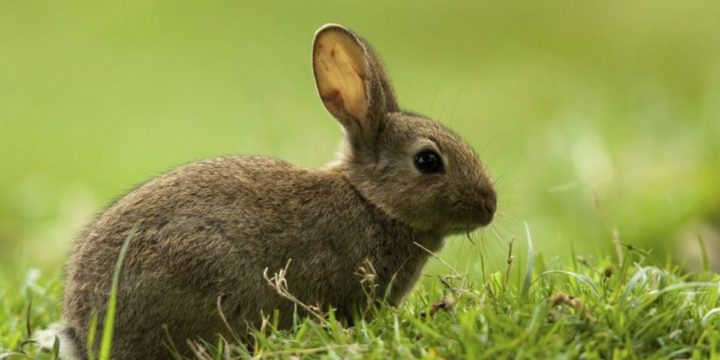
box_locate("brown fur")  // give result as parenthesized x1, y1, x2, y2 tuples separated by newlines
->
(62, 24, 496, 359)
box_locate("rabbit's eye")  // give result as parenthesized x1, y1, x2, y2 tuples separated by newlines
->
(414, 150, 443, 174)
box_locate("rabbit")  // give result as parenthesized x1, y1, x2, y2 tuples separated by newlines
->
(55, 23, 497, 359)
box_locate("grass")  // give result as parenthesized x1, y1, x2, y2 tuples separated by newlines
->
(1, 0, 719, 358)
(2, 230, 720, 359)
(97, 224, 139, 360)
(1, 0, 720, 277)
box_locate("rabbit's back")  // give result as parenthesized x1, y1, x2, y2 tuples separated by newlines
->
(64, 155, 437, 358)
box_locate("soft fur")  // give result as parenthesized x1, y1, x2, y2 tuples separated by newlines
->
(60, 24, 497, 359)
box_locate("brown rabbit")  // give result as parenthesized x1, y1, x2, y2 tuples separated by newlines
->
(56, 24, 496, 359)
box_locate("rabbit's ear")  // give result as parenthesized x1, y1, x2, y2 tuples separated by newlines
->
(313, 24, 398, 149)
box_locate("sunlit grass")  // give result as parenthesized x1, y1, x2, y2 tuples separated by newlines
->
(97, 224, 139, 360)
(1, 0, 719, 275)
(0, 0, 719, 358)
(2, 233, 720, 359)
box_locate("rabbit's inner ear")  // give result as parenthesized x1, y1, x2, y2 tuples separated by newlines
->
(313, 27, 371, 135)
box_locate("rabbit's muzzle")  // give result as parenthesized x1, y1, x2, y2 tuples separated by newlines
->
(450, 185, 497, 229)
(479, 187, 497, 225)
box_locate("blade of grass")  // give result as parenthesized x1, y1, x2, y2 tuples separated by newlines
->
(51, 336, 60, 360)
(521, 222, 535, 298)
(697, 233, 710, 273)
(702, 308, 720, 328)
(621, 266, 663, 303)
(0, 353, 34, 360)
(539, 271, 599, 297)
(98, 222, 141, 360)
(503, 238, 514, 294)
(86, 313, 98, 360)
(570, 239, 577, 273)
(25, 296, 32, 338)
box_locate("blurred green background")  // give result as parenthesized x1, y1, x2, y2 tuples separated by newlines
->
(1, 0, 719, 280)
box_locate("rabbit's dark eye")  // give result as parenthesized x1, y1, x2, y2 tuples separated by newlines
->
(414, 150, 443, 174)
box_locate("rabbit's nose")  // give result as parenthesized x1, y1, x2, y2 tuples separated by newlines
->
(481, 188, 497, 219)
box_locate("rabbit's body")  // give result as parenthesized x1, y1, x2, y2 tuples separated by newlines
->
(65, 156, 441, 358)
(60, 24, 497, 359)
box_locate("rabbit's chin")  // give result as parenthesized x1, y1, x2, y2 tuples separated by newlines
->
(396, 214, 493, 237)
(441, 222, 488, 236)
(437, 211, 495, 236)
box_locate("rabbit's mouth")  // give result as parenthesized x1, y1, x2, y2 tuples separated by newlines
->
(447, 197, 496, 231)
(444, 223, 480, 236)
(439, 217, 492, 237)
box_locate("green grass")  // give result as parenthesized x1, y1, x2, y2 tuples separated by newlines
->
(97, 224, 139, 360)
(1, 0, 719, 277)
(1, 0, 720, 358)
(2, 234, 720, 359)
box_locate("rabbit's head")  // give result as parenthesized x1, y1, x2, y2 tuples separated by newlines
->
(313, 24, 496, 235)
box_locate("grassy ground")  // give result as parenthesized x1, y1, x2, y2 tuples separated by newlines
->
(1, 0, 720, 358)
(2, 0, 719, 276)
(2, 233, 720, 359)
